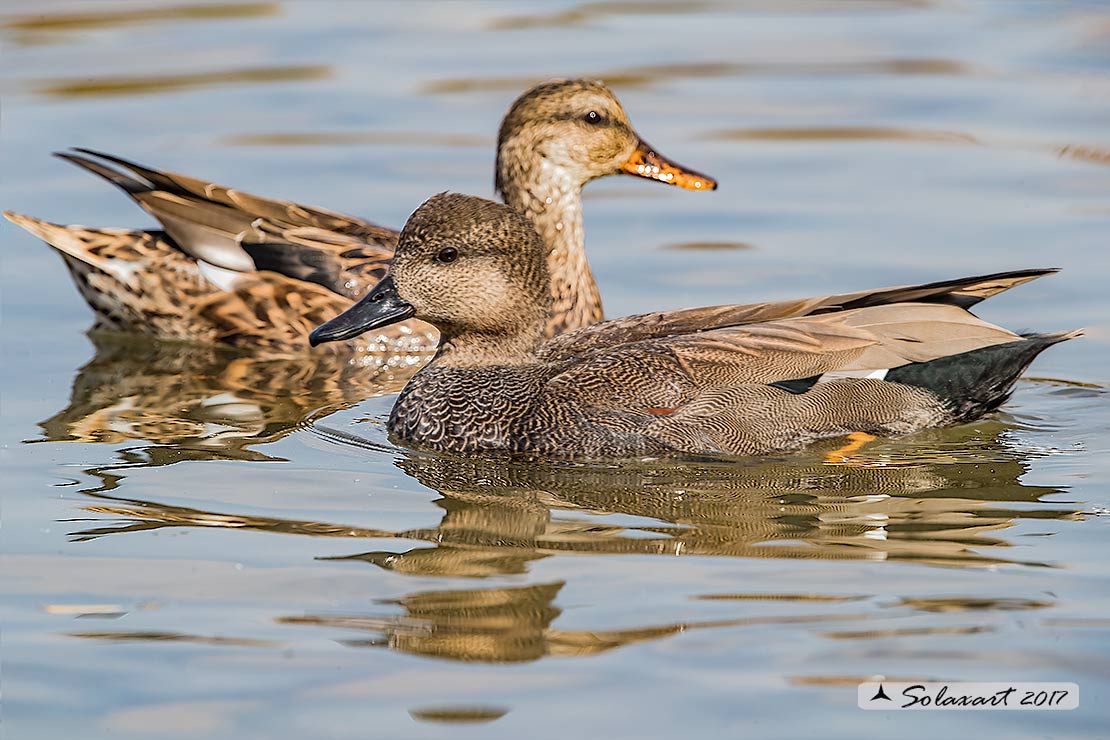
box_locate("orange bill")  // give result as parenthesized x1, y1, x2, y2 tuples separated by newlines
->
(620, 139, 717, 191)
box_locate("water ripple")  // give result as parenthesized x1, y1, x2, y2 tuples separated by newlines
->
(32, 65, 331, 99)
(422, 57, 971, 94)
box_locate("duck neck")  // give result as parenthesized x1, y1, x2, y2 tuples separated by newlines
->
(432, 328, 546, 370)
(498, 160, 603, 337)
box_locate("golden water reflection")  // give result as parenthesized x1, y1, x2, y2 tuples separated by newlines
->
(34, 65, 331, 100)
(487, 0, 941, 31)
(55, 420, 1082, 662)
(2, 2, 278, 38)
(1058, 144, 1110, 167)
(663, 240, 756, 251)
(409, 706, 509, 724)
(278, 581, 876, 663)
(36, 333, 418, 463)
(423, 58, 970, 95)
(63, 416, 1079, 572)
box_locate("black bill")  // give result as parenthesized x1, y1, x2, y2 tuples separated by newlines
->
(309, 275, 415, 346)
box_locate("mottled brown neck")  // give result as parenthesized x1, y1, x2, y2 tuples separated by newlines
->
(497, 154, 604, 338)
(433, 329, 546, 369)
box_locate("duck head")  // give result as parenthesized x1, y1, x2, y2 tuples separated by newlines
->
(495, 79, 717, 197)
(311, 193, 550, 353)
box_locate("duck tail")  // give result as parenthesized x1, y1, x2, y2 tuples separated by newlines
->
(837, 268, 1060, 312)
(885, 329, 1083, 421)
(5, 211, 95, 262)
(5, 210, 60, 243)
(4, 211, 139, 267)
(53, 150, 153, 195)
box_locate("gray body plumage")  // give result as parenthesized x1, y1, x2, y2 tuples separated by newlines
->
(390, 363, 949, 458)
(309, 193, 1078, 461)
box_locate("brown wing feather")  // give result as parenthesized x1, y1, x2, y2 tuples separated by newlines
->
(195, 273, 436, 356)
(4, 212, 435, 355)
(62, 149, 398, 297)
(73, 148, 393, 240)
(545, 303, 1023, 414)
(545, 315, 879, 412)
(821, 303, 1021, 372)
(537, 269, 1057, 363)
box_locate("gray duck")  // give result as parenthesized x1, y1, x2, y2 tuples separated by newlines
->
(4, 80, 714, 355)
(310, 193, 1079, 459)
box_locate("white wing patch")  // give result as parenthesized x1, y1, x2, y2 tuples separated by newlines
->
(198, 260, 243, 291)
(818, 368, 889, 382)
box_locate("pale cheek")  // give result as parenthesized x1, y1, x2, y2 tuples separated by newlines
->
(466, 273, 516, 323)
(544, 136, 607, 179)
(596, 136, 633, 164)
(404, 269, 521, 329)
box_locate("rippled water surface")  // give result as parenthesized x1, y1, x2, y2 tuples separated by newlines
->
(2, 1, 1109, 738)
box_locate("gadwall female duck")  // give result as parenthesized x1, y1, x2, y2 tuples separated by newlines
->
(310, 193, 1078, 459)
(5, 80, 714, 354)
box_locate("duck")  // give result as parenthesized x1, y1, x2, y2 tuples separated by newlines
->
(4, 79, 715, 355)
(309, 193, 1079, 459)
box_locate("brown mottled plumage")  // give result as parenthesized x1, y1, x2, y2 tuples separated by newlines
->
(310, 193, 1079, 459)
(4, 80, 714, 354)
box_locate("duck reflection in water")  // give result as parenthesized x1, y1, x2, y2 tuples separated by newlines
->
(33, 333, 418, 462)
(265, 436, 1079, 663)
(277, 581, 874, 663)
(54, 404, 1082, 663)
(65, 418, 1079, 570)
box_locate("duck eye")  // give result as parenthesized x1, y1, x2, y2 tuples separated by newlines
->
(584, 110, 603, 125)
(434, 247, 459, 264)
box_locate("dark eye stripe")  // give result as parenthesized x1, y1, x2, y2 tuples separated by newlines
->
(549, 111, 621, 129)
(585, 110, 603, 125)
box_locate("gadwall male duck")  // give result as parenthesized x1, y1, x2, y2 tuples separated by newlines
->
(4, 80, 714, 354)
(310, 193, 1079, 459)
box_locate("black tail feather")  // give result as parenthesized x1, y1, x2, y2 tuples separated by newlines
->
(54, 151, 151, 195)
(240, 239, 345, 293)
(69, 147, 182, 194)
(835, 268, 1060, 312)
(886, 330, 1081, 420)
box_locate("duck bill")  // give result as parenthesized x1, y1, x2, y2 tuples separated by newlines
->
(620, 138, 717, 191)
(309, 275, 415, 346)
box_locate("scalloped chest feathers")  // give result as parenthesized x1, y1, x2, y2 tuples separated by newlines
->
(388, 364, 553, 454)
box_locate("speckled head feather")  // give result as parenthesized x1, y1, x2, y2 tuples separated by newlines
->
(496, 79, 716, 197)
(496, 79, 637, 195)
(493, 79, 717, 337)
(309, 193, 554, 359)
(392, 193, 552, 338)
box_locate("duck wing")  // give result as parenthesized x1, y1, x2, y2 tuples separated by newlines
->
(57, 149, 398, 298)
(4, 212, 434, 354)
(537, 268, 1055, 364)
(544, 303, 1022, 413)
(192, 272, 378, 353)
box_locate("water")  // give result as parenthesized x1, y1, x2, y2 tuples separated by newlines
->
(2, 1, 1109, 737)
